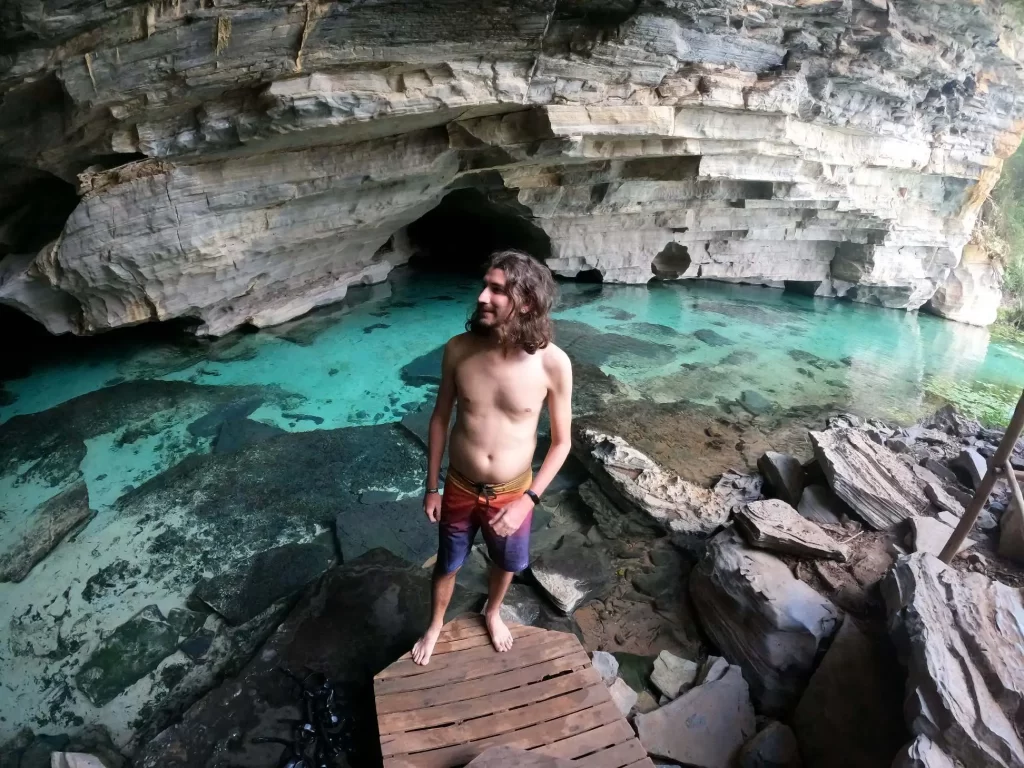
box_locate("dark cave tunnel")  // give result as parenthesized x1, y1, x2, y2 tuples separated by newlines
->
(405, 187, 553, 276)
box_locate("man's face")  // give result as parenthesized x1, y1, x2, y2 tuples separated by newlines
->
(475, 268, 514, 328)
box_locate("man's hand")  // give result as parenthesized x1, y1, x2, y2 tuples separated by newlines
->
(490, 495, 535, 538)
(424, 492, 442, 523)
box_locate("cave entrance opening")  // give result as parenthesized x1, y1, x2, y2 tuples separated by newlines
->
(405, 187, 552, 276)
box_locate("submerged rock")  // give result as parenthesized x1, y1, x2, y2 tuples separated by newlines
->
(735, 499, 849, 561)
(191, 532, 337, 625)
(636, 664, 756, 768)
(75, 605, 179, 707)
(335, 496, 436, 566)
(0, 480, 92, 582)
(792, 618, 906, 768)
(882, 553, 1024, 768)
(811, 428, 930, 530)
(690, 529, 840, 715)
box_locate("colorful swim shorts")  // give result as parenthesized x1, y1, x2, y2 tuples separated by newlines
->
(436, 466, 533, 575)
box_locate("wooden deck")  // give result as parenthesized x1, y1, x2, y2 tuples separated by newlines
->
(374, 615, 655, 768)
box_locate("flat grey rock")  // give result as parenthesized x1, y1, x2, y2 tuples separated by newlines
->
(735, 499, 849, 561)
(650, 650, 699, 699)
(909, 515, 974, 557)
(636, 664, 756, 768)
(607, 677, 638, 717)
(0, 480, 92, 583)
(591, 650, 619, 684)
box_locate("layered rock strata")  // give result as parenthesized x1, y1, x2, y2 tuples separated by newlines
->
(2, 0, 1024, 334)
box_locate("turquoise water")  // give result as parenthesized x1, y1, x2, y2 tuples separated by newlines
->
(3, 275, 1024, 472)
(2, 272, 1022, 519)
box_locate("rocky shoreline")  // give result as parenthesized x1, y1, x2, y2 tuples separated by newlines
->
(4, 397, 1023, 768)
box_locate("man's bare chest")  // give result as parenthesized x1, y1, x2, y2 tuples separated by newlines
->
(454, 354, 547, 416)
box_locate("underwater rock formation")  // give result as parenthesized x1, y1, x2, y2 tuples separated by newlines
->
(1, 0, 1023, 333)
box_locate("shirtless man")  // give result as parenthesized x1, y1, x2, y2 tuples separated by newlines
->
(411, 250, 573, 665)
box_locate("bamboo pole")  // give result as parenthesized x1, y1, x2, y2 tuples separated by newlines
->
(939, 389, 1024, 563)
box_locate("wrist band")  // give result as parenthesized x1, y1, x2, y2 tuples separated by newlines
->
(525, 489, 540, 505)
(425, 488, 439, 494)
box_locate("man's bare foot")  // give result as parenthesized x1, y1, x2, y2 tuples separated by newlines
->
(412, 624, 442, 666)
(485, 612, 514, 653)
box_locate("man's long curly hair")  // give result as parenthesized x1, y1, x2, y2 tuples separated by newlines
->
(468, 249, 557, 354)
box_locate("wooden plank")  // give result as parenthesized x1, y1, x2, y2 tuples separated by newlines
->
(375, 634, 582, 695)
(381, 628, 558, 680)
(465, 746, 576, 767)
(535, 720, 634, 761)
(385, 700, 623, 768)
(574, 738, 649, 768)
(407, 625, 547, 659)
(436, 616, 490, 642)
(383, 684, 608, 756)
(375, 652, 590, 715)
(378, 667, 602, 735)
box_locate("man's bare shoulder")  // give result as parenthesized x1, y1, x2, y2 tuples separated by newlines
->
(541, 343, 572, 377)
(444, 333, 475, 362)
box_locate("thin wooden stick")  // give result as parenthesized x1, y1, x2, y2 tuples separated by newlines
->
(940, 389, 1024, 563)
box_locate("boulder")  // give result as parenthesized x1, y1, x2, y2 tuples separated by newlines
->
(608, 677, 639, 717)
(950, 449, 988, 491)
(591, 651, 619, 684)
(792, 618, 906, 768)
(192, 532, 337, 625)
(882, 553, 1024, 768)
(650, 650, 699, 699)
(51, 755, 111, 768)
(573, 428, 739, 537)
(758, 451, 804, 507)
(735, 499, 849, 561)
(922, 482, 965, 517)
(739, 722, 802, 768)
(891, 736, 958, 768)
(690, 529, 840, 715)
(797, 485, 844, 526)
(811, 428, 930, 530)
(908, 516, 974, 558)
(636, 664, 756, 768)
(496, 583, 544, 626)
(528, 538, 612, 615)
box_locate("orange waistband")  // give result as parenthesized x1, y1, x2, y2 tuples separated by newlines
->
(445, 465, 533, 496)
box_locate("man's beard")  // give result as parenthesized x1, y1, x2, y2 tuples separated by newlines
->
(469, 305, 501, 335)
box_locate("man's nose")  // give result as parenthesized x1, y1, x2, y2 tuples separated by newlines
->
(478, 288, 490, 304)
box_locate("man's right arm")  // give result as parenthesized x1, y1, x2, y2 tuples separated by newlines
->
(425, 340, 457, 516)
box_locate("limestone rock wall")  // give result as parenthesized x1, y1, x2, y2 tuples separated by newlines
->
(2, 0, 1023, 334)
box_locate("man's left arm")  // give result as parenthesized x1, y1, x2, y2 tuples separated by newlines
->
(491, 351, 572, 537)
